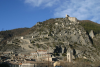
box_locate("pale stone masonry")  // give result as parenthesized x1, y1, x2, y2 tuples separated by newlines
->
(67, 51, 72, 62)
(68, 17, 77, 22)
(66, 14, 77, 22)
(67, 47, 73, 62)
(30, 50, 52, 59)
(89, 30, 94, 39)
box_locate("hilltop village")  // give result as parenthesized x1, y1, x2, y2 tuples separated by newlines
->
(0, 15, 98, 67)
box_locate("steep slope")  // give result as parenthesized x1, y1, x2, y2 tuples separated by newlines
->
(5, 17, 100, 62)
(0, 28, 29, 51)
(79, 20, 100, 35)
(0, 28, 29, 44)
(1, 16, 100, 62)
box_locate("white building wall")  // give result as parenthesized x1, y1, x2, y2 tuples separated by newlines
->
(21, 37, 24, 39)
(67, 52, 72, 62)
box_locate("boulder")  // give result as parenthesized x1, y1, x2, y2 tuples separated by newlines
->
(89, 30, 94, 39)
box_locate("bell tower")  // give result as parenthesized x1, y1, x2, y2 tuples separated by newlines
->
(67, 47, 72, 62)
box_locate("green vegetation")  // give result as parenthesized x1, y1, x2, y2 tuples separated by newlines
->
(52, 42, 57, 47)
(53, 44, 56, 47)
(74, 58, 92, 63)
(28, 45, 33, 48)
(53, 53, 59, 56)
(79, 20, 100, 35)
(44, 37, 49, 40)
(58, 39, 61, 42)
(12, 39, 20, 43)
(41, 45, 46, 49)
(35, 43, 43, 48)
(62, 53, 66, 56)
(0, 30, 13, 39)
(58, 42, 64, 45)
(48, 23, 53, 36)
(36, 43, 40, 48)
(1, 44, 21, 51)
(0, 28, 29, 38)
(31, 41, 35, 43)
(0, 28, 29, 45)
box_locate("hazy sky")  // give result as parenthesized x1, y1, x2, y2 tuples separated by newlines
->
(0, 0, 100, 31)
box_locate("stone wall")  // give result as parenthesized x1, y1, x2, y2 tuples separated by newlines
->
(68, 17, 77, 22)
(66, 14, 77, 22)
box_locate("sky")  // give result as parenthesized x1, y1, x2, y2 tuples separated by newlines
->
(0, 0, 100, 31)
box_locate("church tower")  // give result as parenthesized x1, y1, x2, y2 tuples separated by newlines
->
(67, 47, 73, 62)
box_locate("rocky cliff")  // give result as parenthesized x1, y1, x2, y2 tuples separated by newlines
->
(0, 16, 100, 62)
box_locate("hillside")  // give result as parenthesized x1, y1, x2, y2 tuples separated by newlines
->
(79, 20, 100, 35)
(0, 16, 100, 65)
(0, 28, 29, 44)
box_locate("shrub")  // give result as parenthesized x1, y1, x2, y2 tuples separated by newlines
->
(62, 53, 66, 56)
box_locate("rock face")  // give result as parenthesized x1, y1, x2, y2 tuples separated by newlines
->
(89, 30, 94, 39)
(4, 15, 100, 62)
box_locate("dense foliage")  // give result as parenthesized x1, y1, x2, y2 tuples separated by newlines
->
(0, 28, 29, 39)
(0, 28, 29, 44)
(79, 20, 100, 35)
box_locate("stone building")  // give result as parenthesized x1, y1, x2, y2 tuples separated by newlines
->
(30, 50, 52, 59)
(67, 47, 73, 62)
(66, 14, 77, 22)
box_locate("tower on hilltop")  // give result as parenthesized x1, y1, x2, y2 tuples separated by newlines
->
(67, 47, 73, 62)
(66, 14, 77, 22)
(66, 14, 69, 17)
